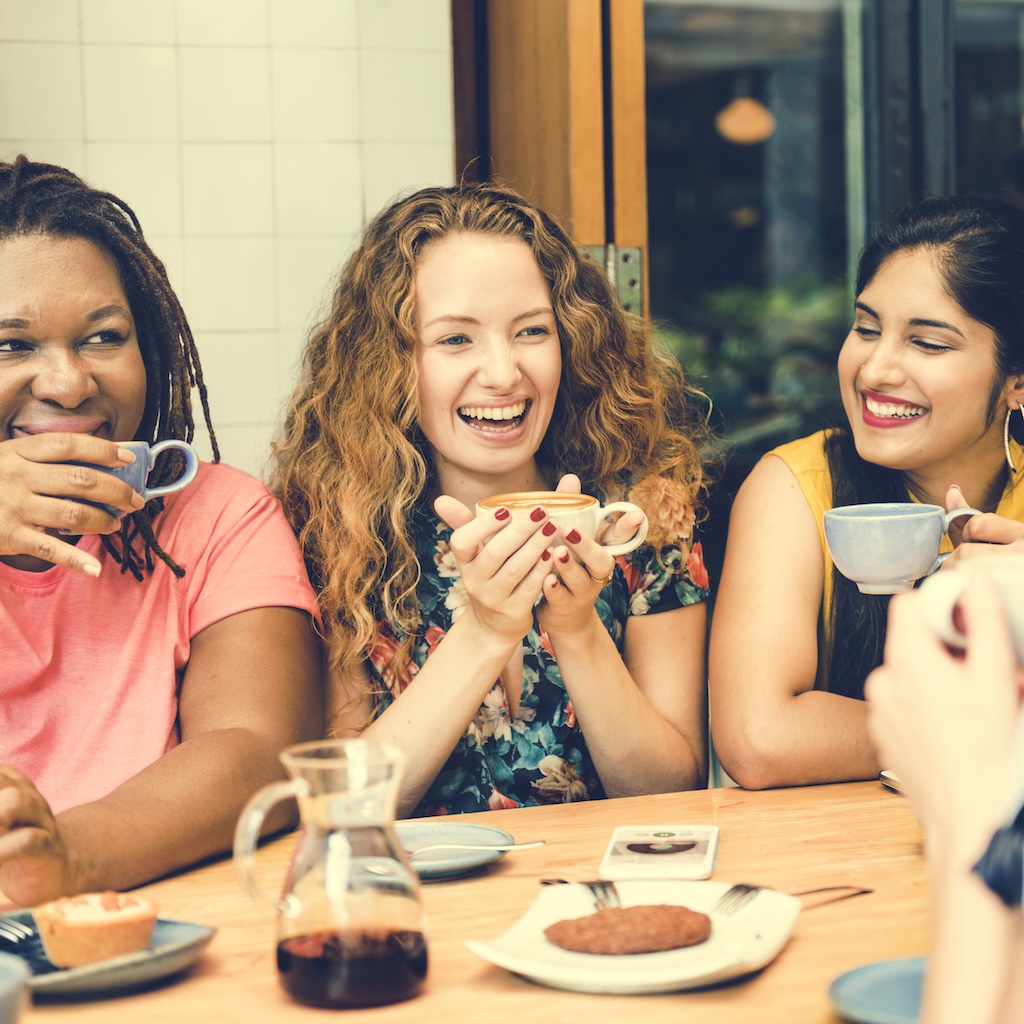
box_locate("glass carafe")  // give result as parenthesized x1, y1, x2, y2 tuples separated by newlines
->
(234, 739, 427, 1009)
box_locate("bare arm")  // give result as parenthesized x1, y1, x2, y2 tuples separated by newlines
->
(709, 455, 879, 788)
(329, 503, 553, 817)
(0, 606, 323, 904)
(545, 600, 708, 794)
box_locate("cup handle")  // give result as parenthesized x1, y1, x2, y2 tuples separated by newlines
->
(139, 440, 200, 499)
(598, 501, 649, 556)
(234, 778, 306, 916)
(926, 507, 985, 576)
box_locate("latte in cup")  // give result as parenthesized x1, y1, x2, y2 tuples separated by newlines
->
(475, 490, 648, 556)
(478, 492, 596, 515)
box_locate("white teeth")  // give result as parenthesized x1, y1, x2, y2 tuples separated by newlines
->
(458, 401, 527, 421)
(864, 396, 927, 419)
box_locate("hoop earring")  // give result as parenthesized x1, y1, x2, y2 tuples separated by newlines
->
(1005, 404, 1024, 473)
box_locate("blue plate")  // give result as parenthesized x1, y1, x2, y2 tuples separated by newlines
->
(829, 956, 925, 1024)
(395, 821, 517, 881)
(0, 909, 215, 997)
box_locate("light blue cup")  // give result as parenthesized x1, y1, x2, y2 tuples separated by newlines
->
(823, 502, 982, 594)
(74, 438, 200, 517)
(0, 951, 29, 1024)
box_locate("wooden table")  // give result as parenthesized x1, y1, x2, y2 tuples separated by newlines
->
(26, 781, 927, 1023)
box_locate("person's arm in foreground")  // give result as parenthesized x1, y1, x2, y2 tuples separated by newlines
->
(709, 455, 879, 788)
(0, 606, 323, 906)
(866, 579, 1022, 1024)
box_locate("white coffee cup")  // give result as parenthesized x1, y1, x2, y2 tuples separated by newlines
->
(823, 502, 982, 595)
(475, 490, 648, 556)
(918, 553, 1024, 662)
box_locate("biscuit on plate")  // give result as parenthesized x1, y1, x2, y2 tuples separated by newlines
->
(33, 891, 157, 968)
(544, 903, 712, 955)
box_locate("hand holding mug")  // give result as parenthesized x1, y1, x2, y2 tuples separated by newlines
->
(0, 434, 199, 576)
(71, 439, 199, 517)
(436, 494, 554, 646)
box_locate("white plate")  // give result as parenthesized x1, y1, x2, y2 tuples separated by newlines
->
(395, 821, 517, 881)
(879, 770, 904, 794)
(828, 956, 924, 1024)
(0, 910, 215, 997)
(466, 879, 801, 994)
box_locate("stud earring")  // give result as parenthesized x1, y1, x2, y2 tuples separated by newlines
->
(1005, 404, 1024, 473)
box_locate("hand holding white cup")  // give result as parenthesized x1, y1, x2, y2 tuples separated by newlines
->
(475, 490, 648, 556)
(918, 553, 1024, 663)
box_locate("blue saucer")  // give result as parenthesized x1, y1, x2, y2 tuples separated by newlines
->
(829, 956, 924, 1024)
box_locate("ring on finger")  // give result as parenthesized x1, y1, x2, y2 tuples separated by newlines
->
(585, 566, 615, 586)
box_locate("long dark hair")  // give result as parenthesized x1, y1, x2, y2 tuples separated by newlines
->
(826, 193, 1024, 698)
(0, 156, 218, 579)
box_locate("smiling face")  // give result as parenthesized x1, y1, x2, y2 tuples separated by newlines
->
(838, 246, 1018, 502)
(0, 233, 147, 443)
(413, 231, 562, 503)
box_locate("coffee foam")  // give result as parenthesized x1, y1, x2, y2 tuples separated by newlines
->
(478, 491, 596, 513)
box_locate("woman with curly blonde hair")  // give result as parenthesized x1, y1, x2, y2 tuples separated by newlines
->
(272, 183, 713, 817)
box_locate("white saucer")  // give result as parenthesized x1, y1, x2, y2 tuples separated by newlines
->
(466, 879, 800, 994)
(879, 770, 904, 794)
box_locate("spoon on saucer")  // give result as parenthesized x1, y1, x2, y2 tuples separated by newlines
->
(404, 840, 545, 857)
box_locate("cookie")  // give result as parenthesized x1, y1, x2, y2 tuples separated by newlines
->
(544, 903, 712, 955)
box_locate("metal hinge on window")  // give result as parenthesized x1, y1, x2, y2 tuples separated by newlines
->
(586, 245, 644, 315)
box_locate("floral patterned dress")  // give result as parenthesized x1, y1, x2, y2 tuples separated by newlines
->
(367, 508, 710, 817)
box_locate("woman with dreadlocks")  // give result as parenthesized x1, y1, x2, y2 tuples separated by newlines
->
(0, 156, 322, 906)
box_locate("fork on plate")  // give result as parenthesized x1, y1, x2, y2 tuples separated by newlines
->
(0, 916, 34, 944)
(540, 878, 621, 909)
(712, 883, 762, 915)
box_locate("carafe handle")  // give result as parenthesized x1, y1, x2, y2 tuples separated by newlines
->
(234, 778, 307, 917)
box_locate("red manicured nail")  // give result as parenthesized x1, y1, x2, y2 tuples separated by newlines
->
(541, 549, 552, 561)
(530, 506, 546, 522)
(559, 552, 571, 563)
(564, 528, 582, 544)
(542, 521, 557, 536)
(494, 507, 510, 521)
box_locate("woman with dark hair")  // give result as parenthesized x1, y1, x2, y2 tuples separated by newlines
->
(0, 156, 322, 905)
(271, 183, 713, 817)
(709, 193, 1024, 788)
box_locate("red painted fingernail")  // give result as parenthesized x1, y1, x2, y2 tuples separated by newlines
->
(565, 528, 581, 544)
(530, 506, 546, 522)
(494, 507, 510, 521)
(541, 548, 552, 561)
(542, 521, 557, 536)
(559, 552, 570, 563)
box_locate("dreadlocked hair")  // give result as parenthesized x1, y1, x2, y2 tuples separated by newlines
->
(270, 182, 715, 686)
(0, 155, 219, 579)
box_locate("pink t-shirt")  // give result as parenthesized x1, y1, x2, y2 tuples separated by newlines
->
(0, 462, 319, 814)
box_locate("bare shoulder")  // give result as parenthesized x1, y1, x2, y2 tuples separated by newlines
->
(714, 452, 825, 636)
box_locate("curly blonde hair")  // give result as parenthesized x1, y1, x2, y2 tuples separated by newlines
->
(270, 183, 712, 682)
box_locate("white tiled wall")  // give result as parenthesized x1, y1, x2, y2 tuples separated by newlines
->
(0, 0, 454, 478)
